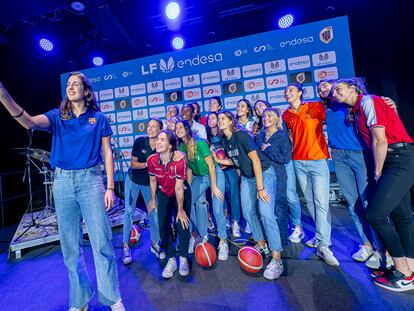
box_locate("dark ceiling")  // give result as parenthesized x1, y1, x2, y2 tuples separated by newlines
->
(0, 0, 411, 172)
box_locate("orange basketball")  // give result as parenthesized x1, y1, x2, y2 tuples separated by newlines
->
(129, 224, 141, 244)
(195, 242, 217, 267)
(238, 246, 263, 273)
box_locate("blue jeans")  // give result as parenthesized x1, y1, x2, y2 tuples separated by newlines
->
(285, 160, 302, 227)
(331, 148, 379, 245)
(240, 166, 282, 251)
(224, 168, 241, 222)
(294, 159, 331, 248)
(190, 166, 227, 239)
(122, 174, 160, 244)
(53, 166, 121, 308)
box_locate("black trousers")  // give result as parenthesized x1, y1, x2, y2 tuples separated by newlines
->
(157, 181, 191, 259)
(365, 144, 414, 258)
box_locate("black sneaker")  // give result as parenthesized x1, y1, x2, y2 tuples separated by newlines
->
(151, 243, 166, 260)
(254, 242, 270, 256)
(374, 270, 414, 292)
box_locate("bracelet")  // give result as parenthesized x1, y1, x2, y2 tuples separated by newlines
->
(12, 108, 25, 118)
(107, 187, 115, 191)
(257, 188, 265, 192)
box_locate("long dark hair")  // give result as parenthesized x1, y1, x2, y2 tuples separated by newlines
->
(254, 99, 271, 133)
(206, 111, 222, 144)
(236, 99, 253, 119)
(175, 119, 197, 161)
(60, 72, 99, 119)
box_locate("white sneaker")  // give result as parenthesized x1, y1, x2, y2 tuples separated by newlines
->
(110, 299, 125, 311)
(232, 221, 241, 238)
(151, 243, 166, 260)
(188, 236, 196, 254)
(352, 245, 374, 262)
(263, 258, 284, 280)
(365, 250, 394, 270)
(218, 240, 229, 261)
(208, 217, 216, 232)
(317, 247, 339, 266)
(244, 223, 252, 234)
(179, 256, 190, 276)
(162, 258, 177, 279)
(69, 305, 88, 311)
(305, 236, 317, 248)
(122, 246, 132, 265)
(289, 227, 305, 243)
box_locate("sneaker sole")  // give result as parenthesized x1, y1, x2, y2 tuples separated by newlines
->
(179, 270, 190, 277)
(352, 255, 371, 263)
(316, 251, 340, 267)
(374, 280, 414, 292)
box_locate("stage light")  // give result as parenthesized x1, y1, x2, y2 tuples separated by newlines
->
(39, 38, 54, 52)
(278, 14, 294, 29)
(172, 36, 184, 50)
(166, 2, 180, 20)
(92, 56, 104, 66)
(70, 1, 86, 12)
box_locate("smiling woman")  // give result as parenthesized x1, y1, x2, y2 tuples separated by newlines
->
(0, 72, 125, 311)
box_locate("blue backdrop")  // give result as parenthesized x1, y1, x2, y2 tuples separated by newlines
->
(61, 16, 354, 178)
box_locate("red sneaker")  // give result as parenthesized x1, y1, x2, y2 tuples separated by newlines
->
(374, 270, 414, 292)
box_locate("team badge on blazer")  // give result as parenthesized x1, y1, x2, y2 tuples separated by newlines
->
(89, 118, 97, 124)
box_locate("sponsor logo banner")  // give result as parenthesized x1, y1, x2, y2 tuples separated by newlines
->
(312, 51, 337, 67)
(99, 89, 114, 101)
(164, 77, 182, 90)
(132, 109, 148, 120)
(224, 96, 243, 110)
(105, 113, 116, 124)
(166, 91, 183, 103)
(288, 55, 311, 70)
(100, 101, 115, 112)
(133, 121, 148, 133)
(320, 26, 334, 44)
(110, 125, 117, 135)
(116, 111, 132, 123)
(266, 74, 288, 89)
(246, 93, 266, 103)
(149, 106, 166, 118)
(148, 93, 165, 106)
(184, 88, 202, 100)
(203, 85, 222, 98)
(244, 78, 265, 92)
(182, 74, 200, 87)
(118, 123, 133, 135)
(288, 71, 312, 84)
(303, 86, 315, 99)
(115, 86, 130, 98)
(120, 149, 132, 160)
(242, 63, 263, 78)
(118, 136, 134, 148)
(201, 71, 220, 84)
(130, 83, 146, 95)
(115, 99, 131, 110)
(147, 81, 163, 93)
(223, 82, 243, 95)
(264, 60, 286, 74)
(221, 67, 241, 81)
(268, 90, 286, 104)
(314, 67, 338, 82)
(132, 96, 147, 108)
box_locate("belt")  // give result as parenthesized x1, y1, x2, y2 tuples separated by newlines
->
(387, 142, 414, 152)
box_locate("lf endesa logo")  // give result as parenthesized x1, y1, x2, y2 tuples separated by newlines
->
(141, 53, 223, 75)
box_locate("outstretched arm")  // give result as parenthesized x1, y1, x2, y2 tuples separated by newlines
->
(0, 82, 50, 130)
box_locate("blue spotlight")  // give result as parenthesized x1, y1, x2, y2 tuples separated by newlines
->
(39, 38, 54, 52)
(166, 2, 180, 20)
(171, 36, 184, 50)
(278, 14, 294, 29)
(92, 56, 104, 66)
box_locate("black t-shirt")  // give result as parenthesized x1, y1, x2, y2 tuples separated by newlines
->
(128, 136, 155, 185)
(222, 129, 271, 178)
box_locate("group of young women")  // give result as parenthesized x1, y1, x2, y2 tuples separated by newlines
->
(1, 71, 413, 311)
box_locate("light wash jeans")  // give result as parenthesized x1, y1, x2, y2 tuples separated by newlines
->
(293, 159, 331, 248)
(285, 160, 302, 227)
(240, 166, 282, 251)
(53, 166, 121, 308)
(331, 148, 381, 247)
(122, 174, 160, 244)
(190, 166, 227, 239)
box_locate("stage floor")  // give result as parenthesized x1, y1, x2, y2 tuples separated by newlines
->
(1, 203, 414, 311)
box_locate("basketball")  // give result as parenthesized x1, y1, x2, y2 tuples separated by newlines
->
(238, 246, 263, 273)
(129, 224, 141, 244)
(195, 242, 217, 267)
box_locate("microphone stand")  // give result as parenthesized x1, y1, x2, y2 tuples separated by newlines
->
(22, 129, 35, 226)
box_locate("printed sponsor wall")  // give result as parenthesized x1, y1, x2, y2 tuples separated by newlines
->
(61, 16, 354, 178)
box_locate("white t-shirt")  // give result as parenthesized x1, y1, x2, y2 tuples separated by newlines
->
(191, 121, 207, 140)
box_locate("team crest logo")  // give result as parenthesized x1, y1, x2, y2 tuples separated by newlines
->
(319, 26, 333, 44)
(89, 118, 96, 124)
